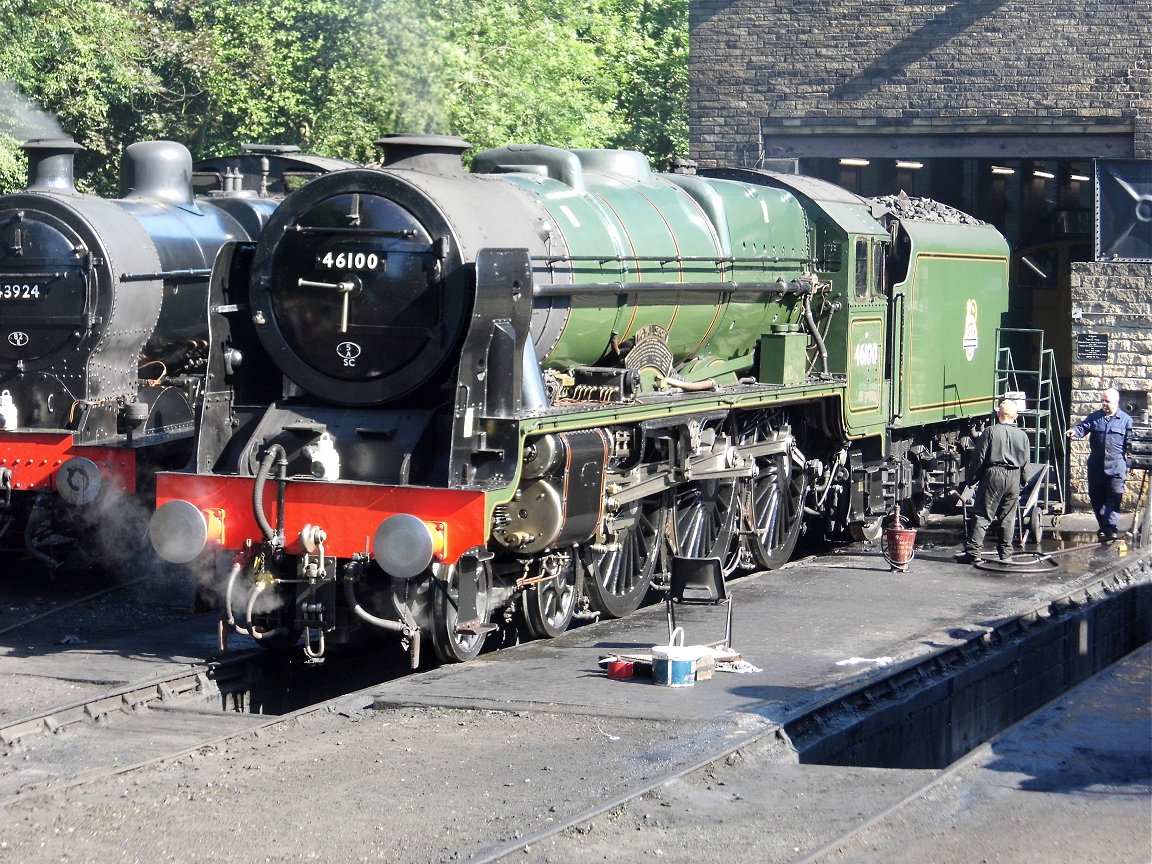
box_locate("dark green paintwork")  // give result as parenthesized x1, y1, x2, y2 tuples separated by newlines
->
(892, 222, 1010, 427)
(468, 150, 1010, 517)
(493, 150, 812, 378)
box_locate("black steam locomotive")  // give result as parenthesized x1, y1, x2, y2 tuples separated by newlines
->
(148, 135, 1011, 664)
(0, 138, 351, 568)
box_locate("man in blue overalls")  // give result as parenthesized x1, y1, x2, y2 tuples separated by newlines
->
(955, 399, 1030, 564)
(1067, 387, 1133, 541)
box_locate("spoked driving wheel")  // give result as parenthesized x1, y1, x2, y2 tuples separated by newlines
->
(521, 550, 577, 639)
(747, 450, 808, 568)
(429, 558, 493, 663)
(672, 478, 743, 575)
(581, 494, 668, 619)
(740, 413, 808, 569)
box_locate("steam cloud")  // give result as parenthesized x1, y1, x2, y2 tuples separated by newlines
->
(79, 482, 158, 577)
(0, 81, 64, 140)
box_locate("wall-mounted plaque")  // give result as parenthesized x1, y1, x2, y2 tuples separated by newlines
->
(1077, 332, 1109, 361)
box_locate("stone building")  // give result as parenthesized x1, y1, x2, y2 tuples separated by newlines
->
(689, 0, 1151, 516)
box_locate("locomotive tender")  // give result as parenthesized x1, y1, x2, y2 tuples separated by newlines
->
(148, 134, 1010, 664)
(0, 138, 351, 568)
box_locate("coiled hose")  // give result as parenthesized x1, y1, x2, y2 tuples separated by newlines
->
(219, 558, 289, 649)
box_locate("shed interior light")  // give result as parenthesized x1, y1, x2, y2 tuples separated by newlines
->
(1070, 173, 1090, 182)
(1033, 170, 1055, 179)
(839, 158, 870, 167)
(991, 166, 1015, 175)
(896, 161, 923, 170)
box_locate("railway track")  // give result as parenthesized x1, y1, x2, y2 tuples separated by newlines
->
(501, 641, 1151, 864)
(0, 631, 417, 805)
(0, 564, 219, 724)
(470, 544, 1149, 862)
(0, 575, 153, 639)
(0, 653, 275, 803)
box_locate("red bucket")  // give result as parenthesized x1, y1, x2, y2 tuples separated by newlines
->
(883, 521, 917, 571)
(606, 660, 634, 679)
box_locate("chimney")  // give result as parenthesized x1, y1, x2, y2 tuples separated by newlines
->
(374, 134, 471, 176)
(23, 138, 84, 194)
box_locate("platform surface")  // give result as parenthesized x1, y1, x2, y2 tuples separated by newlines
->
(373, 530, 1149, 728)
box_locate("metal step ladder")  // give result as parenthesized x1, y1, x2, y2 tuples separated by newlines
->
(995, 328, 1068, 533)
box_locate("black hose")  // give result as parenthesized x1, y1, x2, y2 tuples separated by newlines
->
(802, 293, 829, 376)
(342, 559, 404, 633)
(221, 560, 242, 630)
(245, 584, 289, 642)
(253, 444, 287, 545)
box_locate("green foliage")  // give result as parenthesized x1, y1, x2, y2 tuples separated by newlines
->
(0, 131, 25, 191)
(0, 0, 688, 193)
(426, 0, 627, 152)
(345, 0, 454, 141)
(138, 0, 403, 162)
(0, 0, 164, 191)
(603, 0, 690, 168)
(412, 0, 689, 163)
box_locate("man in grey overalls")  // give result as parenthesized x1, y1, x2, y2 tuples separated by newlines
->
(954, 399, 1030, 564)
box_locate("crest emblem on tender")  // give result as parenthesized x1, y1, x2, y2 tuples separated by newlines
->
(962, 299, 978, 361)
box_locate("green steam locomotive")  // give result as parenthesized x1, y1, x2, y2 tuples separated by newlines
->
(148, 135, 1010, 664)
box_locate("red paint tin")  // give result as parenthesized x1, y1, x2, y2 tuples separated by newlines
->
(606, 660, 634, 679)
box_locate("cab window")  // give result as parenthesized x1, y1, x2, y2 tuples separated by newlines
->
(873, 242, 887, 296)
(854, 238, 869, 298)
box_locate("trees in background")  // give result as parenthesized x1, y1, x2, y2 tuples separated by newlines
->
(606, 0, 688, 167)
(0, 0, 688, 193)
(0, 1, 161, 190)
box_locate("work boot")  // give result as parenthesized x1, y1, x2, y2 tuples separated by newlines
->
(953, 551, 982, 564)
(997, 548, 1012, 561)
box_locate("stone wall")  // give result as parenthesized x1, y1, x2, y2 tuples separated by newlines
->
(1066, 262, 1152, 512)
(690, 0, 1150, 165)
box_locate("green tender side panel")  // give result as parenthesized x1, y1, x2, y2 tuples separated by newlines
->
(896, 221, 1010, 425)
